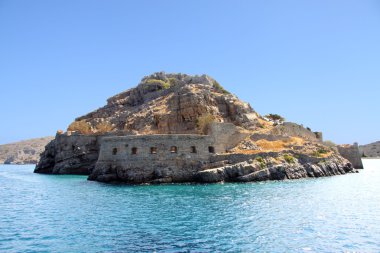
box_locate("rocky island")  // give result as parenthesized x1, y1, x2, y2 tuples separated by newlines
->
(35, 72, 361, 183)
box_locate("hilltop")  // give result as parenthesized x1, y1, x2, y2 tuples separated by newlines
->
(72, 72, 259, 134)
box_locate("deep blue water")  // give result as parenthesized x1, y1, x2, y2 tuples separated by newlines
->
(0, 160, 380, 253)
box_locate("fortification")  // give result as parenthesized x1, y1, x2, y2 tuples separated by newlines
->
(337, 143, 364, 169)
(88, 123, 249, 183)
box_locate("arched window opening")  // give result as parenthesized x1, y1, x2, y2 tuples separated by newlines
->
(112, 148, 118, 155)
(150, 147, 157, 154)
(208, 146, 215, 154)
(191, 146, 197, 153)
(132, 147, 138, 155)
(170, 146, 178, 153)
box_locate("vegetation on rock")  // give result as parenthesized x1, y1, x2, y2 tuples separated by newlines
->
(265, 114, 285, 122)
(67, 120, 92, 134)
(256, 156, 266, 168)
(196, 113, 216, 134)
(313, 148, 329, 157)
(144, 78, 171, 90)
(283, 154, 295, 163)
(212, 80, 230, 94)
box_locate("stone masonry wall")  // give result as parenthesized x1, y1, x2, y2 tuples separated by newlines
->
(91, 134, 217, 183)
(337, 143, 364, 169)
(271, 122, 322, 142)
(97, 134, 216, 164)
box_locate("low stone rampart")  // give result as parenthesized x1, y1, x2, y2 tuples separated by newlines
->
(271, 122, 322, 142)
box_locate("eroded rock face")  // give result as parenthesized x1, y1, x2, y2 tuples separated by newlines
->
(195, 155, 353, 183)
(35, 134, 100, 175)
(75, 72, 259, 134)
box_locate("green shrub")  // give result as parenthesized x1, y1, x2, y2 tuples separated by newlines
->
(144, 79, 171, 89)
(317, 148, 328, 154)
(265, 114, 285, 122)
(212, 80, 230, 94)
(168, 77, 177, 86)
(283, 154, 295, 163)
(256, 156, 266, 169)
(313, 148, 329, 157)
(196, 113, 216, 134)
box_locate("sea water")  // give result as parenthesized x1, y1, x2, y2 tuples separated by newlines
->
(0, 160, 379, 252)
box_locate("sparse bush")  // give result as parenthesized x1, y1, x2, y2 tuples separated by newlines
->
(56, 130, 64, 135)
(95, 122, 114, 134)
(256, 156, 266, 169)
(212, 80, 230, 94)
(265, 114, 285, 122)
(145, 79, 171, 89)
(313, 148, 329, 157)
(283, 154, 295, 163)
(196, 113, 216, 134)
(168, 77, 177, 86)
(67, 120, 92, 134)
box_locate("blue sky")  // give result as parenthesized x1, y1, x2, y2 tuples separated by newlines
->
(0, 0, 379, 145)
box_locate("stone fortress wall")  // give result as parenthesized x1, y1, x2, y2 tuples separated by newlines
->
(250, 122, 323, 143)
(337, 143, 364, 169)
(97, 134, 217, 166)
(271, 122, 323, 142)
(90, 123, 250, 183)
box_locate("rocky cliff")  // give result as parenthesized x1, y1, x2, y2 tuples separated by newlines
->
(35, 72, 357, 183)
(76, 72, 259, 134)
(0, 137, 54, 164)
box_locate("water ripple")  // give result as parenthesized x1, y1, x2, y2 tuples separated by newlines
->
(1, 160, 380, 252)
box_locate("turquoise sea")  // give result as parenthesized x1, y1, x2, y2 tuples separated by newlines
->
(0, 160, 379, 252)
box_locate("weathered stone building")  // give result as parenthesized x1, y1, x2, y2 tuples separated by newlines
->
(337, 143, 364, 169)
(88, 123, 249, 183)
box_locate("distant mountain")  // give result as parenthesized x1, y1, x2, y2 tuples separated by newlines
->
(0, 137, 54, 164)
(360, 141, 380, 157)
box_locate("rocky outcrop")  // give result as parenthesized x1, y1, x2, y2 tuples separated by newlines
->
(360, 141, 380, 158)
(0, 137, 54, 164)
(75, 72, 259, 134)
(35, 133, 100, 174)
(196, 154, 354, 183)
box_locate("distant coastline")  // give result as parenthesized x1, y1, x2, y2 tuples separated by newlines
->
(0, 137, 53, 165)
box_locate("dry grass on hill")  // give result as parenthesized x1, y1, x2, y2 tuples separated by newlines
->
(255, 137, 304, 152)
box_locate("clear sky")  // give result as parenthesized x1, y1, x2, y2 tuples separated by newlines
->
(0, 0, 379, 145)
